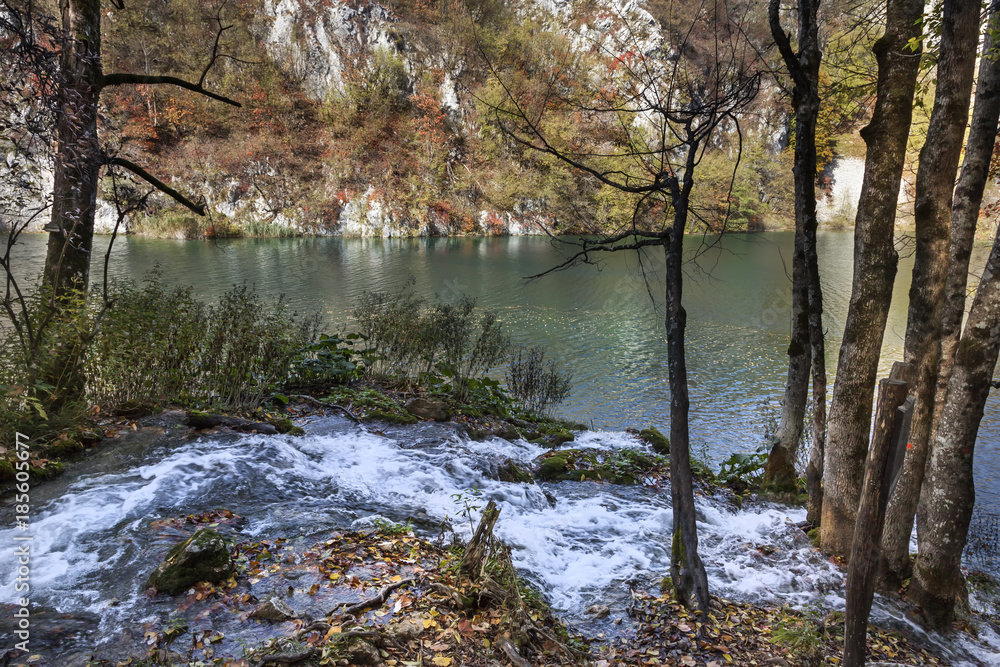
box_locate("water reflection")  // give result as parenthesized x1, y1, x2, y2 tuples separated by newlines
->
(7, 231, 998, 516)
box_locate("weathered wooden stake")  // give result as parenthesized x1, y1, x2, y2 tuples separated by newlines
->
(843, 362, 913, 667)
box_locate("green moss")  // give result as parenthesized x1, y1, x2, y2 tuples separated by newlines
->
(287, 426, 306, 436)
(0, 460, 13, 482)
(146, 528, 234, 595)
(47, 438, 85, 457)
(367, 409, 419, 424)
(638, 427, 670, 455)
(807, 528, 821, 547)
(533, 447, 666, 484)
(497, 460, 535, 484)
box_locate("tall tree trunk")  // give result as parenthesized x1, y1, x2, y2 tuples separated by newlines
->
(666, 139, 710, 615)
(910, 228, 1000, 628)
(765, 0, 823, 498)
(880, 0, 989, 589)
(43, 0, 103, 297)
(806, 231, 827, 527)
(821, 0, 923, 559)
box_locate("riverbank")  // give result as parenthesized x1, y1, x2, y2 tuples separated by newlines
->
(4, 391, 998, 666)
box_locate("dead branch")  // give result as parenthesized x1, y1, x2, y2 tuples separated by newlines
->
(106, 157, 206, 215)
(329, 577, 415, 617)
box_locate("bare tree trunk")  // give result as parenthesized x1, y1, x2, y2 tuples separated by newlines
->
(765, 0, 823, 497)
(880, 0, 989, 589)
(806, 243, 827, 526)
(910, 229, 1000, 627)
(821, 0, 923, 559)
(666, 139, 709, 616)
(43, 0, 103, 298)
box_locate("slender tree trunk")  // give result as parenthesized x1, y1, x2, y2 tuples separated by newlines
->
(666, 139, 709, 615)
(821, 0, 923, 559)
(933, 0, 1000, 451)
(910, 228, 1000, 628)
(880, 0, 989, 589)
(806, 233, 827, 527)
(43, 0, 103, 297)
(764, 237, 809, 493)
(765, 0, 823, 498)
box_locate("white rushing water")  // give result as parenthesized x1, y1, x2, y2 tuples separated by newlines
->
(1, 417, 997, 664)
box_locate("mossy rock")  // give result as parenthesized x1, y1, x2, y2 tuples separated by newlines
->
(0, 460, 13, 482)
(535, 423, 575, 446)
(533, 448, 663, 485)
(30, 461, 64, 480)
(367, 409, 418, 425)
(638, 427, 670, 455)
(268, 418, 295, 434)
(47, 438, 85, 458)
(807, 527, 821, 547)
(286, 426, 306, 436)
(497, 459, 535, 484)
(146, 528, 234, 595)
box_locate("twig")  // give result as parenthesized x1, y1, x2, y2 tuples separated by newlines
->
(250, 648, 315, 667)
(291, 395, 361, 423)
(498, 637, 532, 667)
(329, 577, 415, 617)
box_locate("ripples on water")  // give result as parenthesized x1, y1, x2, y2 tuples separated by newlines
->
(9, 232, 998, 515)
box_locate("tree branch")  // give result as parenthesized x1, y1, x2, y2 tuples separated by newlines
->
(106, 157, 206, 215)
(100, 73, 241, 107)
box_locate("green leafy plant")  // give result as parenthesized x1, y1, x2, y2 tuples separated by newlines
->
(289, 333, 365, 391)
(771, 606, 826, 666)
(451, 486, 484, 532)
(717, 446, 769, 487)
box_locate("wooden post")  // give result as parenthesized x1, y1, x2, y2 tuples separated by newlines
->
(843, 363, 913, 667)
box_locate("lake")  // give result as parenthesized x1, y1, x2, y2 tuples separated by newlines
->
(9, 231, 999, 520)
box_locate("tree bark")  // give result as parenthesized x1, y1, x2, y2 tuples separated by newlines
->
(821, 0, 923, 559)
(666, 139, 710, 616)
(764, 0, 823, 497)
(910, 228, 1000, 627)
(880, 0, 989, 589)
(43, 0, 103, 297)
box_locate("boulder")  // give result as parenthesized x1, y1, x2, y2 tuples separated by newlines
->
(638, 427, 670, 455)
(384, 613, 425, 643)
(249, 596, 297, 621)
(146, 528, 234, 595)
(404, 397, 451, 421)
(496, 459, 534, 484)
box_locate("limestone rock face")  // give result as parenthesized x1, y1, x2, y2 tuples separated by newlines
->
(146, 528, 234, 595)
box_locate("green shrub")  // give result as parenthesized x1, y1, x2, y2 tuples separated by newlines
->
(352, 287, 511, 400)
(86, 275, 318, 412)
(504, 345, 572, 416)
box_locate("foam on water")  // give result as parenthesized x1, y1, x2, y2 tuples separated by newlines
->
(1, 419, 997, 663)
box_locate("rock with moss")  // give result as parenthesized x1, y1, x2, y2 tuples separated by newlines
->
(496, 459, 534, 484)
(405, 397, 451, 421)
(47, 438, 84, 458)
(368, 408, 419, 424)
(533, 448, 665, 484)
(146, 528, 234, 595)
(0, 460, 13, 481)
(637, 427, 670, 455)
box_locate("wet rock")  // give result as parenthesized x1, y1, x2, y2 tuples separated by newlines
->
(346, 637, 381, 664)
(146, 528, 234, 595)
(586, 604, 611, 619)
(384, 613, 425, 643)
(140, 409, 187, 428)
(184, 412, 279, 434)
(249, 596, 297, 622)
(637, 427, 670, 455)
(404, 397, 451, 421)
(496, 458, 534, 484)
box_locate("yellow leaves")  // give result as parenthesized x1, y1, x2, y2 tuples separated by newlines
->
(422, 618, 439, 629)
(431, 655, 452, 666)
